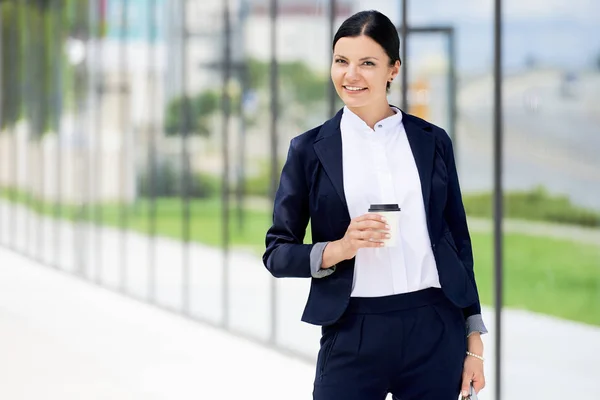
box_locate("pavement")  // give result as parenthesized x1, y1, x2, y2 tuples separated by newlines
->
(0, 247, 315, 400)
(1, 200, 600, 399)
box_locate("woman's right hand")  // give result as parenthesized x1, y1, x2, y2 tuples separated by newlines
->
(320, 213, 390, 269)
(339, 213, 390, 259)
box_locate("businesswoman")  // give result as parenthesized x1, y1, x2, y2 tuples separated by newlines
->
(263, 10, 487, 400)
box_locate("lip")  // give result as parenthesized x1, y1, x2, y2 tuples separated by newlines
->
(342, 85, 368, 94)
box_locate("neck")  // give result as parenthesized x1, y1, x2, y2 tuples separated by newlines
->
(347, 102, 396, 129)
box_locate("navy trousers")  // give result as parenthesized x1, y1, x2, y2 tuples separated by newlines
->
(313, 288, 466, 400)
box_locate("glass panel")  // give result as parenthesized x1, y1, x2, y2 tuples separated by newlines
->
(227, 0, 273, 341)
(406, 1, 497, 397)
(8, 3, 599, 398)
(502, 2, 600, 398)
(184, 0, 227, 324)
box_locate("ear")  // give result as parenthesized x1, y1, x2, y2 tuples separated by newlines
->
(389, 60, 401, 81)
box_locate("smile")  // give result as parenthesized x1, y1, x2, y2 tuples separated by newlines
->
(343, 86, 367, 92)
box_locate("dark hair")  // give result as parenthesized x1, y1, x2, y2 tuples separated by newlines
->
(333, 10, 401, 90)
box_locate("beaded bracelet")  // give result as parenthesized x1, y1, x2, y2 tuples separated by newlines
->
(466, 351, 485, 362)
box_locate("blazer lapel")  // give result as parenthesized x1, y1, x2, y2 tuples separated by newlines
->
(313, 109, 348, 210)
(402, 112, 436, 213)
(312, 109, 436, 223)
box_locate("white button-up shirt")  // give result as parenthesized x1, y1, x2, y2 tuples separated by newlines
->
(339, 106, 441, 297)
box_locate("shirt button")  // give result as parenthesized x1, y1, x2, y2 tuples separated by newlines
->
(377, 124, 383, 128)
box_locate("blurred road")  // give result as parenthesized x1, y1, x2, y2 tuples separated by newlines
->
(457, 69, 600, 211)
(2, 200, 600, 399)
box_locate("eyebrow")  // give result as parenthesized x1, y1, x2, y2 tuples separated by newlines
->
(334, 55, 379, 61)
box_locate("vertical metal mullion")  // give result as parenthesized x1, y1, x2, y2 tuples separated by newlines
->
(87, 0, 97, 279)
(73, 1, 86, 276)
(0, 1, 10, 249)
(10, 0, 17, 252)
(0, 3, 3, 247)
(82, 0, 92, 278)
(327, 0, 336, 117)
(493, 0, 503, 399)
(235, 0, 247, 233)
(94, 0, 104, 284)
(37, 1, 47, 263)
(221, 0, 232, 328)
(23, 0, 31, 258)
(118, 0, 129, 293)
(72, 0, 80, 274)
(400, 0, 408, 111)
(268, 0, 278, 345)
(448, 29, 457, 144)
(180, 0, 191, 315)
(54, 0, 64, 269)
(147, 0, 157, 304)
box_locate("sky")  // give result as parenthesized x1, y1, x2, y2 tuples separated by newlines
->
(352, 0, 600, 73)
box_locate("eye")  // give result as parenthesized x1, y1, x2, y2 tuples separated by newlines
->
(334, 58, 347, 64)
(363, 61, 375, 66)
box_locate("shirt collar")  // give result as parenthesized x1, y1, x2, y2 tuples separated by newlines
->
(341, 105, 403, 134)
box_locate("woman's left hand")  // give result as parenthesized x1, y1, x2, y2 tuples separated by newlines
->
(461, 334, 485, 397)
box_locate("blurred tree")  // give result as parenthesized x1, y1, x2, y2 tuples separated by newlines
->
(164, 90, 225, 136)
(164, 57, 327, 136)
(0, 0, 88, 137)
(0, 2, 24, 130)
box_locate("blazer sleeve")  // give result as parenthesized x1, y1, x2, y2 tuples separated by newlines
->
(263, 139, 315, 278)
(442, 134, 483, 320)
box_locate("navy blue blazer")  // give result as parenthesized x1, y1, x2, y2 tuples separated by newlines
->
(263, 108, 481, 326)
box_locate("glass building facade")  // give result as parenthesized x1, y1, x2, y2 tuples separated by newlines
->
(0, 1, 598, 398)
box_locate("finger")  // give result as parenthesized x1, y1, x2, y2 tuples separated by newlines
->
(460, 372, 472, 398)
(356, 213, 387, 223)
(356, 219, 389, 231)
(472, 375, 485, 393)
(348, 231, 383, 246)
(363, 230, 391, 242)
(353, 229, 383, 241)
(351, 237, 385, 248)
(349, 230, 368, 241)
(361, 240, 385, 248)
(372, 231, 391, 240)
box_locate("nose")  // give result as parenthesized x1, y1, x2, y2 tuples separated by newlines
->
(345, 64, 359, 82)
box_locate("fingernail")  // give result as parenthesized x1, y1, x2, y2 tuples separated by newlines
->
(381, 217, 387, 222)
(385, 234, 391, 239)
(385, 224, 390, 229)
(462, 391, 468, 397)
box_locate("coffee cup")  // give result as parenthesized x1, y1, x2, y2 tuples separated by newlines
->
(368, 204, 401, 247)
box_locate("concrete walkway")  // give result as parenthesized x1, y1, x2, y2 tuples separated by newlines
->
(0, 247, 315, 400)
(1, 201, 600, 399)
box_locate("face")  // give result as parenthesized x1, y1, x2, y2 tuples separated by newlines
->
(331, 35, 400, 109)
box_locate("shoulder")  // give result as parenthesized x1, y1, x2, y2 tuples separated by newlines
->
(289, 124, 323, 153)
(402, 112, 453, 156)
(402, 112, 451, 145)
(289, 108, 344, 155)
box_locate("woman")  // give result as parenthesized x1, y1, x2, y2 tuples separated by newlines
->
(263, 10, 487, 400)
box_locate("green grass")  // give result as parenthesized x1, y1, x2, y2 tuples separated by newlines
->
(472, 233, 600, 326)
(464, 186, 600, 227)
(2, 189, 599, 326)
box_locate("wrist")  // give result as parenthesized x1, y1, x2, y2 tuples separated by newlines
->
(466, 351, 485, 362)
(467, 334, 484, 354)
(335, 239, 352, 261)
(321, 240, 349, 269)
